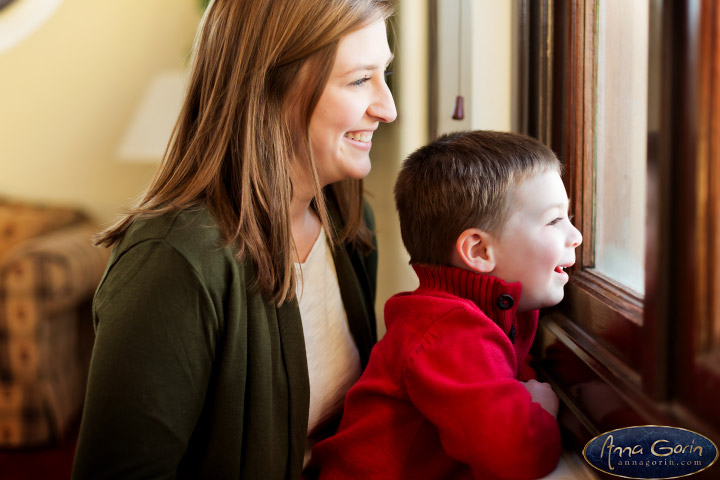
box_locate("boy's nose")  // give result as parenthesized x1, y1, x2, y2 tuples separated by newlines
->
(569, 225, 583, 248)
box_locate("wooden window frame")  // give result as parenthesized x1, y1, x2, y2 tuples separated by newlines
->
(518, 0, 720, 460)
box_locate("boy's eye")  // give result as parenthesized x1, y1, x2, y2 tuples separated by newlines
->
(548, 213, 574, 227)
(384, 69, 393, 81)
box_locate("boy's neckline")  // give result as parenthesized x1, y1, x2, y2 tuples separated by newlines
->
(412, 263, 524, 317)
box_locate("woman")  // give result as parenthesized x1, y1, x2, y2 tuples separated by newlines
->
(72, 0, 396, 478)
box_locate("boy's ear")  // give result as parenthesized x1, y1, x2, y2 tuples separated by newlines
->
(453, 228, 496, 273)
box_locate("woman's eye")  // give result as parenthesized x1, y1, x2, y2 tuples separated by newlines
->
(350, 75, 371, 87)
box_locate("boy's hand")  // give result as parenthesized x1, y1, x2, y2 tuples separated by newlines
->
(522, 380, 559, 418)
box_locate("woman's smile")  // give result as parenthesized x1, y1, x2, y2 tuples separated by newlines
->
(343, 130, 375, 149)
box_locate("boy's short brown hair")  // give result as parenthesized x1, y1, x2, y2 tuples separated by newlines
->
(394, 130, 562, 265)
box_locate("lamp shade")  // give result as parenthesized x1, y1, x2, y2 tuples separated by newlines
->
(116, 70, 188, 163)
(0, 0, 64, 54)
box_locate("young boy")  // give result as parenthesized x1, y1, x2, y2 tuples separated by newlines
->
(311, 130, 582, 479)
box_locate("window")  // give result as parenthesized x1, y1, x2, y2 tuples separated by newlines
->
(594, 0, 648, 295)
(518, 0, 720, 452)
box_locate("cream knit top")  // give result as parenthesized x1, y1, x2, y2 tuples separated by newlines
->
(295, 227, 361, 467)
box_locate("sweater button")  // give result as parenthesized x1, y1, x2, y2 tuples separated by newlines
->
(496, 294, 514, 310)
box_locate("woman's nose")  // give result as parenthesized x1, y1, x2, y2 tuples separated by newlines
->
(368, 81, 397, 123)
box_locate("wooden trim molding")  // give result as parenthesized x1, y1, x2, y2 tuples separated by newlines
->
(675, 0, 720, 430)
(696, 0, 720, 354)
(428, 0, 438, 140)
(550, 0, 596, 269)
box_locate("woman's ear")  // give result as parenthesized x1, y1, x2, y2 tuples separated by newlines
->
(452, 228, 496, 273)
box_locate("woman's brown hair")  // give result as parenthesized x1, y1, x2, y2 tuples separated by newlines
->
(96, 0, 395, 304)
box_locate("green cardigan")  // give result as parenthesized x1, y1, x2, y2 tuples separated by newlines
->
(72, 200, 378, 479)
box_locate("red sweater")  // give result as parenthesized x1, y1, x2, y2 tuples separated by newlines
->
(311, 265, 561, 479)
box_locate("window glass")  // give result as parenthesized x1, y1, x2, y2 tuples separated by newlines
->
(594, 0, 649, 295)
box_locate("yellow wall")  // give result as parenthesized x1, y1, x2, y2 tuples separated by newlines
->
(435, 0, 514, 135)
(0, 0, 202, 226)
(470, 0, 513, 131)
(365, 0, 431, 333)
(367, 0, 515, 332)
(0, 0, 513, 334)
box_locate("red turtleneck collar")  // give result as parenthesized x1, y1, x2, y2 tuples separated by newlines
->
(408, 264, 539, 365)
(415, 263, 522, 322)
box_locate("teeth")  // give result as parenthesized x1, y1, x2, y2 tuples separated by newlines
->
(344, 132, 372, 142)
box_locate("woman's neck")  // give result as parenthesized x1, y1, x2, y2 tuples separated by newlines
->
(290, 193, 322, 263)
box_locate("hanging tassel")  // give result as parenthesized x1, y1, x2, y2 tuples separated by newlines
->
(452, 1, 464, 121)
(452, 95, 465, 120)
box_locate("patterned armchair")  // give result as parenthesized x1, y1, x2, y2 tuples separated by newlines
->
(0, 200, 110, 447)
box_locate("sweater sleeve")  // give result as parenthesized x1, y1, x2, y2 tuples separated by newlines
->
(402, 307, 561, 480)
(72, 240, 218, 479)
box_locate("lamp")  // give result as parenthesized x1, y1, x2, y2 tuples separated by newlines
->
(116, 70, 188, 163)
(0, 0, 64, 54)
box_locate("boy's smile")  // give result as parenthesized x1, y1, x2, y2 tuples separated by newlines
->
(489, 170, 582, 312)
